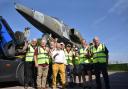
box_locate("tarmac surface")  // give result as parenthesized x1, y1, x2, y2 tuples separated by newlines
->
(0, 71, 128, 89)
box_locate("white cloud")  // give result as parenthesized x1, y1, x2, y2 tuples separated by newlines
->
(93, 0, 128, 25)
(93, 14, 107, 25)
(108, 0, 124, 13)
(108, 0, 128, 15)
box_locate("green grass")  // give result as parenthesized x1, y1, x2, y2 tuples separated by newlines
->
(108, 63, 128, 71)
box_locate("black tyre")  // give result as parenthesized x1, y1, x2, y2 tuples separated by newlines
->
(17, 64, 24, 85)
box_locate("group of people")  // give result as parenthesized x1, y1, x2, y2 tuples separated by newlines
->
(21, 36, 110, 89)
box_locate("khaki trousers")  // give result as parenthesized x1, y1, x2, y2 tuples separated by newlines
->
(52, 63, 66, 89)
(37, 65, 49, 88)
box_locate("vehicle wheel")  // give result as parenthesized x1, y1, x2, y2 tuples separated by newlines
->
(17, 64, 24, 85)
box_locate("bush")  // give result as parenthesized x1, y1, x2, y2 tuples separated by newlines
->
(108, 63, 128, 71)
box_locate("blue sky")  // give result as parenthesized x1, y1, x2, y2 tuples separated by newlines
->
(0, 0, 128, 63)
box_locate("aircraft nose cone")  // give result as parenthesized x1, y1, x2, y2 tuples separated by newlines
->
(15, 4, 23, 10)
(15, 4, 33, 17)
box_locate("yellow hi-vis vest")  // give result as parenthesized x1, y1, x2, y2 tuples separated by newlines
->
(65, 50, 73, 65)
(91, 43, 107, 63)
(79, 48, 90, 63)
(74, 56, 80, 65)
(25, 45, 35, 62)
(37, 47, 49, 64)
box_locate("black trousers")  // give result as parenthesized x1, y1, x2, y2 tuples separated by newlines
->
(47, 63, 53, 86)
(94, 63, 110, 89)
(24, 61, 35, 86)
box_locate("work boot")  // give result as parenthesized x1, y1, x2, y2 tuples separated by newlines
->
(79, 83, 83, 87)
(83, 86, 90, 89)
(31, 83, 36, 88)
(52, 86, 57, 89)
(36, 87, 42, 89)
(69, 82, 74, 87)
(42, 87, 48, 89)
(24, 84, 29, 89)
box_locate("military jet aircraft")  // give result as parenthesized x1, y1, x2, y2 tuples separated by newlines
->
(15, 4, 83, 47)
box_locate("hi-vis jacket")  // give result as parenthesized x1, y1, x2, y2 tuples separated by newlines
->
(25, 45, 35, 62)
(79, 47, 90, 63)
(90, 43, 108, 63)
(64, 50, 73, 65)
(37, 47, 49, 64)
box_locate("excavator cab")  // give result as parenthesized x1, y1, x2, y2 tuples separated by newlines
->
(0, 16, 16, 58)
(0, 16, 25, 58)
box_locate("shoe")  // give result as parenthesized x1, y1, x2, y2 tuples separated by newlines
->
(45, 84, 49, 88)
(83, 86, 92, 89)
(62, 84, 66, 89)
(42, 87, 48, 89)
(31, 83, 36, 88)
(36, 87, 42, 89)
(24, 84, 29, 89)
(79, 83, 82, 87)
(24, 86, 28, 89)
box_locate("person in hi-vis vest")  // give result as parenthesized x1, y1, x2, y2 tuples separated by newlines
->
(24, 38, 37, 88)
(90, 36, 110, 89)
(79, 39, 92, 88)
(73, 47, 82, 86)
(34, 39, 50, 89)
(64, 44, 74, 87)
